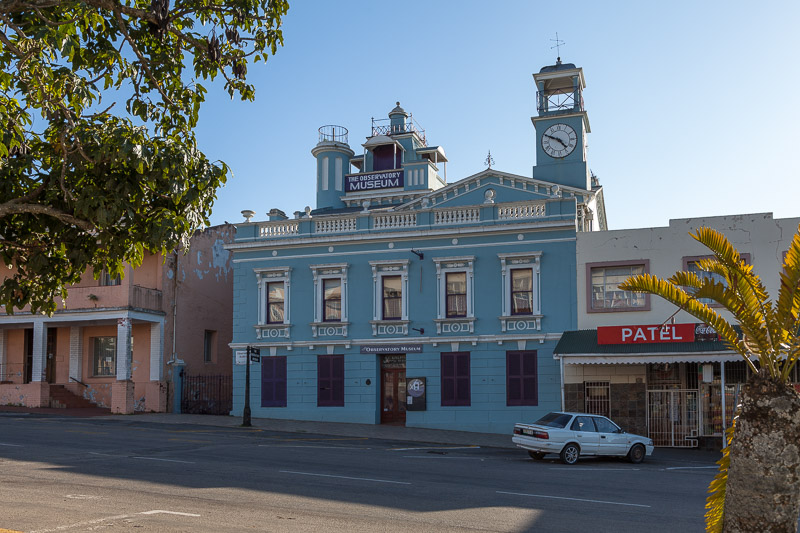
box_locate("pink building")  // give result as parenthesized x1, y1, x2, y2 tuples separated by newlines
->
(0, 224, 234, 413)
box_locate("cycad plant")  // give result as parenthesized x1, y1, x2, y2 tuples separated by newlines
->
(619, 226, 800, 533)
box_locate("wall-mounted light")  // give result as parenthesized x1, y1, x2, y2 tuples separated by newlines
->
(410, 249, 424, 260)
(412, 327, 425, 335)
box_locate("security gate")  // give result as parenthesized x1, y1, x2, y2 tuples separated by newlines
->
(647, 389, 699, 447)
(181, 374, 232, 415)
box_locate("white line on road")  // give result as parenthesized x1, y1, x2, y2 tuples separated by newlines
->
(259, 445, 371, 449)
(132, 456, 196, 464)
(0, 442, 23, 447)
(665, 466, 718, 470)
(389, 446, 480, 451)
(402, 456, 485, 460)
(140, 510, 201, 517)
(280, 470, 411, 485)
(88, 452, 118, 457)
(549, 467, 641, 471)
(497, 490, 651, 508)
(29, 514, 132, 533)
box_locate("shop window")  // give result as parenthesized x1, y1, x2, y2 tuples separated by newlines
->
(92, 336, 116, 377)
(261, 356, 287, 408)
(441, 352, 470, 406)
(682, 254, 750, 307)
(587, 260, 650, 312)
(584, 381, 610, 417)
(506, 351, 538, 406)
(317, 354, 344, 407)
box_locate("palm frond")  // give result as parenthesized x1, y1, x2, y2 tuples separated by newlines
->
(775, 224, 800, 340)
(705, 420, 736, 533)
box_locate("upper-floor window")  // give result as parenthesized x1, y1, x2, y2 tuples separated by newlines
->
(499, 253, 541, 318)
(203, 330, 216, 363)
(369, 260, 409, 324)
(446, 272, 467, 317)
(100, 270, 121, 286)
(586, 260, 650, 313)
(382, 275, 402, 320)
(682, 254, 750, 307)
(433, 256, 475, 321)
(254, 267, 291, 326)
(310, 264, 348, 324)
(267, 282, 285, 323)
(510, 268, 534, 315)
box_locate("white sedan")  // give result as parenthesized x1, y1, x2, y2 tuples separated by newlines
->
(512, 411, 654, 465)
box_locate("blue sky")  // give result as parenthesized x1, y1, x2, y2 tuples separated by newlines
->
(197, 1, 800, 230)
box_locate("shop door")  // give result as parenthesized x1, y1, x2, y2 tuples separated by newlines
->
(647, 389, 699, 447)
(380, 354, 406, 425)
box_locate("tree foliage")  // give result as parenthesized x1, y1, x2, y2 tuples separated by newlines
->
(0, 0, 289, 314)
(620, 225, 800, 532)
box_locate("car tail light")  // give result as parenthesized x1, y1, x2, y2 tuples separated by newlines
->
(513, 427, 523, 435)
(532, 430, 549, 440)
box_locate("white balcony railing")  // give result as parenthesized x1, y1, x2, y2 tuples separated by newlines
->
(259, 221, 299, 237)
(315, 217, 357, 234)
(497, 202, 547, 220)
(434, 207, 480, 225)
(373, 213, 417, 229)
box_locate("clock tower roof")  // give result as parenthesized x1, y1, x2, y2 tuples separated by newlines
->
(539, 61, 577, 73)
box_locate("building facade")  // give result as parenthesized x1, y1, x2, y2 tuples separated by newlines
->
(556, 213, 800, 448)
(229, 60, 607, 433)
(0, 225, 234, 413)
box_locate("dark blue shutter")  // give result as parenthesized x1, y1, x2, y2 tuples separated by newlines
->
(318, 355, 344, 407)
(441, 352, 470, 406)
(506, 351, 538, 406)
(261, 356, 287, 407)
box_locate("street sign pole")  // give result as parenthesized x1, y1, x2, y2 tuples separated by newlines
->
(243, 346, 252, 427)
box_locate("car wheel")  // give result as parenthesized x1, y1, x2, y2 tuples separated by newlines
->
(560, 443, 580, 465)
(528, 451, 546, 460)
(628, 443, 646, 464)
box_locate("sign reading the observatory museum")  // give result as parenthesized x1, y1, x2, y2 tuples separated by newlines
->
(345, 170, 404, 192)
(360, 344, 422, 354)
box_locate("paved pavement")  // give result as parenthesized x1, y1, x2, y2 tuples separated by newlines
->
(0, 405, 723, 462)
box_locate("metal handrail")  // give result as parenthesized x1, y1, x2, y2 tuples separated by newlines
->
(69, 376, 89, 388)
(537, 87, 584, 113)
(318, 125, 348, 144)
(371, 116, 426, 145)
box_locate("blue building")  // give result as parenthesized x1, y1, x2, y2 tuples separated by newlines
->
(228, 60, 607, 433)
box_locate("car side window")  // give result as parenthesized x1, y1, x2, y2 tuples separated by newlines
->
(593, 417, 619, 433)
(570, 416, 597, 432)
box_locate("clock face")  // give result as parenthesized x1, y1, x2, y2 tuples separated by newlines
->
(541, 123, 578, 158)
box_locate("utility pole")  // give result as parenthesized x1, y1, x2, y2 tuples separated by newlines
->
(242, 345, 259, 427)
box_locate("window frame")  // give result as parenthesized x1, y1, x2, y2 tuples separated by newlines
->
(100, 269, 121, 286)
(382, 275, 402, 320)
(510, 268, 534, 316)
(498, 252, 541, 318)
(310, 263, 349, 325)
(506, 350, 538, 406)
(586, 259, 651, 313)
(266, 281, 286, 324)
(91, 336, 117, 377)
(682, 254, 751, 308)
(441, 351, 471, 407)
(254, 267, 291, 326)
(445, 272, 467, 318)
(433, 256, 475, 320)
(369, 260, 409, 323)
(203, 330, 216, 363)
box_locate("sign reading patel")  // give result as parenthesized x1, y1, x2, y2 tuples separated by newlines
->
(597, 323, 696, 345)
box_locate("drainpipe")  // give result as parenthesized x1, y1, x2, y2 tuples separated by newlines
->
(559, 356, 565, 411)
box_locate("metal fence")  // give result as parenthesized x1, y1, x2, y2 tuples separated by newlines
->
(647, 389, 699, 447)
(181, 374, 232, 415)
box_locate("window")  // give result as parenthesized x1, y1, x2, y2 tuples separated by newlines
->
(382, 275, 402, 320)
(593, 416, 620, 434)
(203, 330, 216, 363)
(255, 267, 291, 328)
(266, 282, 285, 323)
(261, 356, 287, 407)
(570, 416, 597, 432)
(100, 270, 121, 286)
(499, 253, 541, 319)
(92, 336, 116, 377)
(510, 269, 533, 315)
(433, 256, 475, 324)
(323, 278, 342, 321)
(506, 351, 538, 406)
(310, 263, 348, 326)
(683, 254, 750, 306)
(317, 354, 344, 407)
(446, 272, 467, 317)
(587, 260, 650, 312)
(584, 381, 610, 417)
(441, 352, 470, 406)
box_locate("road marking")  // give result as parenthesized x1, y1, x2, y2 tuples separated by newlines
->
(402, 456, 485, 460)
(389, 446, 480, 451)
(29, 514, 132, 532)
(66, 430, 107, 435)
(65, 494, 101, 500)
(167, 438, 213, 443)
(0, 443, 23, 447)
(276, 437, 369, 442)
(497, 490, 651, 508)
(280, 470, 411, 485)
(132, 456, 196, 464)
(140, 510, 201, 517)
(88, 452, 120, 457)
(259, 444, 371, 449)
(665, 466, 717, 470)
(549, 467, 641, 471)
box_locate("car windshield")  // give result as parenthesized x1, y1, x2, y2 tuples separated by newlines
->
(534, 412, 573, 428)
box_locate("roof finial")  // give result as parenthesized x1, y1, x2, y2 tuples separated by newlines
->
(550, 32, 565, 64)
(484, 150, 495, 169)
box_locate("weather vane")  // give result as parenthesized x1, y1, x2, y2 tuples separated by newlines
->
(550, 32, 565, 62)
(484, 150, 495, 169)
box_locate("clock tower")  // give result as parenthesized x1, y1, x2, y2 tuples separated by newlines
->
(531, 59, 591, 191)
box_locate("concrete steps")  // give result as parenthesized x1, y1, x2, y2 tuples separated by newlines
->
(49, 385, 98, 409)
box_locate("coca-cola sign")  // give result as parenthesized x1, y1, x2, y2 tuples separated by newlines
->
(694, 323, 720, 342)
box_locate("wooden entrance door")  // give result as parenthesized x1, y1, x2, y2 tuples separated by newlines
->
(380, 354, 406, 424)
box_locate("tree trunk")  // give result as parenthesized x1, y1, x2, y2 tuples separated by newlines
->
(723, 370, 800, 532)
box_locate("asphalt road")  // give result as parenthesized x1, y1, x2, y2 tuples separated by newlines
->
(0, 413, 719, 532)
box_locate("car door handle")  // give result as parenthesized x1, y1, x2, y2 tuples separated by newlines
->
(601, 435, 607, 439)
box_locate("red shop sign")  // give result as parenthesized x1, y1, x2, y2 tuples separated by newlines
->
(597, 323, 696, 345)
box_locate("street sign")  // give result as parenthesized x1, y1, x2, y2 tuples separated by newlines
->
(249, 347, 261, 355)
(250, 354, 261, 363)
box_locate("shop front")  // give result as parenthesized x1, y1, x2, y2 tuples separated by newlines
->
(554, 324, 762, 449)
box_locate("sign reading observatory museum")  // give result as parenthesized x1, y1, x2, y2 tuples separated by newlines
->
(345, 170, 404, 192)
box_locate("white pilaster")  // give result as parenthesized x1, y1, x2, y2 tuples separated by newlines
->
(116, 317, 132, 380)
(149, 321, 164, 381)
(31, 320, 47, 382)
(69, 326, 82, 382)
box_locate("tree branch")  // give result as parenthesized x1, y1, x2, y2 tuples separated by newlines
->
(0, 202, 95, 231)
